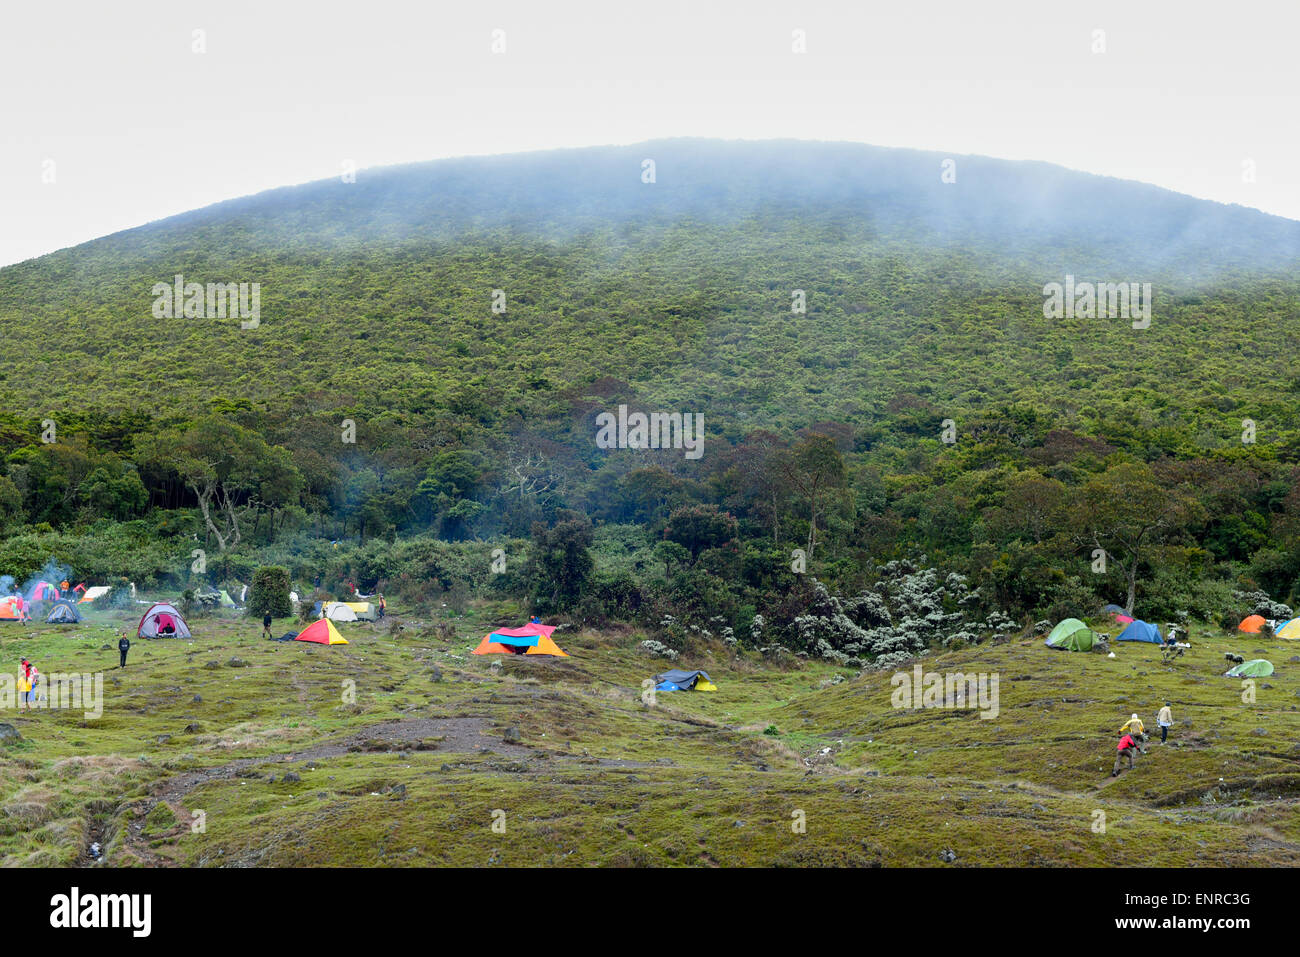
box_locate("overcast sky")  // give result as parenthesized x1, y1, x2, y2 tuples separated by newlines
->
(1, 0, 1296, 268)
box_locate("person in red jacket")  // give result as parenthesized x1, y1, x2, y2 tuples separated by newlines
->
(1112, 732, 1140, 776)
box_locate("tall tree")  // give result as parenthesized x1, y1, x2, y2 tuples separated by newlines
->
(1069, 462, 1201, 614)
(780, 434, 848, 559)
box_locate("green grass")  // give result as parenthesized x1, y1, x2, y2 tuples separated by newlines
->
(2, 604, 1297, 866)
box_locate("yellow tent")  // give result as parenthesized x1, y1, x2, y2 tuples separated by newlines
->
(1276, 619, 1300, 640)
(694, 679, 718, 692)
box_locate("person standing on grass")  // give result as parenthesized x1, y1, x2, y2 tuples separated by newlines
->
(19, 659, 38, 711)
(17, 660, 32, 711)
(1157, 701, 1173, 744)
(119, 632, 131, 668)
(262, 612, 273, 639)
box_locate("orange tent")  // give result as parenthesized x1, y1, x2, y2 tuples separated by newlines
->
(472, 622, 568, 657)
(295, 619, 348, 645)
(1238, 614, 1267, 633)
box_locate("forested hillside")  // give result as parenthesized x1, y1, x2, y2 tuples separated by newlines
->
(3, 139, 1300, 656)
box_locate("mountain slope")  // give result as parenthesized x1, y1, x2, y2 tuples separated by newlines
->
(2, 138, 1299, 478)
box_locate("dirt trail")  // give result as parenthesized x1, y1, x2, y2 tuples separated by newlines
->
(110, 715, 653, 866)
(153, 716, 534, 804)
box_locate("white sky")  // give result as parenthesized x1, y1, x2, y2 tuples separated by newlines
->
(1, 0, 1297, 268)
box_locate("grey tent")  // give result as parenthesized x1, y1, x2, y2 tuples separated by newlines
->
(46, 600, 81, 624)
(653, 669, 714, 691)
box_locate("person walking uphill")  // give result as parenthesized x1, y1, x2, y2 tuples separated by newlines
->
(1112, 732, 1141, 776)
(118, 632, 131, 668)
(1120, 713, 1144, 736)
(1157, 702, 1173, 743)
(262, 613, 273, 639)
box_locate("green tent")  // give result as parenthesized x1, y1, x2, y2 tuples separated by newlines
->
(1044, 618, 1095, 652)
(1225, 659, 1274, 678)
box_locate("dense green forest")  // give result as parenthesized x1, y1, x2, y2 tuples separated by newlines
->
(3, 139, 1300, 661)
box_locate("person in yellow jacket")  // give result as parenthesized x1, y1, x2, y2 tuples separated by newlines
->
(1119, 713, 1147, 753)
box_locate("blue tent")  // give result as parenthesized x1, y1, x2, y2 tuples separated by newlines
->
(653, 669, 712, 690)
(1116, 619, 1163, 644)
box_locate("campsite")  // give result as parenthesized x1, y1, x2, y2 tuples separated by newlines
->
(1, 585, 1298, 867)
(5, 7, 1300, 894)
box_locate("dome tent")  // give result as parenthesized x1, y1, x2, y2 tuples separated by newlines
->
(1103, 603, 1135, 624)
(1116, 619, 1163, 644)
(1238, 614, 1267, 634)
(1275, 619, 1300, 640)
(1224, 659, 1273, 678)
(472, 621, 568, 656)
(1044, 618, 1095, 652)
(295, 619, 348, 645)
(46, 600, 81, 624)
(324, 602, 358, 622)
(137, 602, 191, 638)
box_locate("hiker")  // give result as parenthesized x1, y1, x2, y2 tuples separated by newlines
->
(262, 612, 273, 639)
(118, 632, 131, 669)
(378, 595, 386, 620)
(16, 594, 29, 626)
(1120, 713, 1144, 737)
(1112, 732, 1140, 776)
(1157, 701, 1173, 743)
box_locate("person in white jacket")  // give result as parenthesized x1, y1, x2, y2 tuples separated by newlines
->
(1157, 702, 1173, 744)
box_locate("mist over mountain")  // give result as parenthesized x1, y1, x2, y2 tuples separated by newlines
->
(9, 138, 1300, 283)
(3, 138, 1299, 436)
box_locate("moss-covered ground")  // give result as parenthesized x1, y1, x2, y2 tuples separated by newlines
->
(2, 606, 1296, 867)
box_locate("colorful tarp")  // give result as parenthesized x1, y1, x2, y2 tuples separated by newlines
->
(653, 669, 715, 691)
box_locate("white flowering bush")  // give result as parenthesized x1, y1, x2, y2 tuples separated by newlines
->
(765, 560, 1005, 664)
(638, 639, 679, 660)
(1232, 589, 1292, 621)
